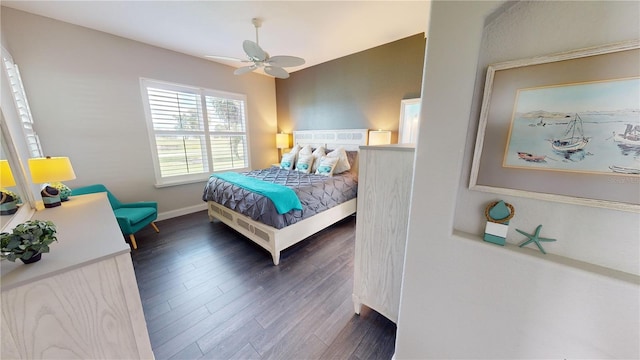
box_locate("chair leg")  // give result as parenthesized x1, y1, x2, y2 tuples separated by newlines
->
(151, 222, 160, 233)
(128, 234, 138, 250)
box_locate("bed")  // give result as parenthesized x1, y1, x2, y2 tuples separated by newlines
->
(203, 129, 368, 265)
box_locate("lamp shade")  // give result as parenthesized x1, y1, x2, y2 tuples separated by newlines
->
(28, 156, 76, 184)
(276, 133, 291, 149)
(368, 130, 392, 145)
(0, 160, 16, 187)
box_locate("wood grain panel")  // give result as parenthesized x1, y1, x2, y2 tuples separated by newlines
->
(114, 253, 154, 359)
(354, 146, 414, 323)
(1, 313, 21, 359)
(1, 258, 140, 359)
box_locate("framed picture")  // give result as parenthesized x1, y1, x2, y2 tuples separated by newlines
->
(470, 40, 640, 212)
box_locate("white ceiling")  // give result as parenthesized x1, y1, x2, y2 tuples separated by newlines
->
(2, 1, 430, 76)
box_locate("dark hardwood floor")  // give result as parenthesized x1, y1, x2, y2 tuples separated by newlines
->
(130, 210, 396, 360)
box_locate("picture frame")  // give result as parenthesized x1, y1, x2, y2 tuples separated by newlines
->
(470, 40, 640, 212)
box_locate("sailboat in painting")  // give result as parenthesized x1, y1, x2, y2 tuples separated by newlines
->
(610, 156, 640, 175)
(551, 113, 589, 152)
(517, 152, 546, 162)
(613, 124, 640, 147)
(609, 165, 640, 174)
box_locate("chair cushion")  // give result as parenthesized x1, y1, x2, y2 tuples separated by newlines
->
(114, 207, 156, 225)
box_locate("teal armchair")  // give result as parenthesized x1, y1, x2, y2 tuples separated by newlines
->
(71, 184, 159, 249)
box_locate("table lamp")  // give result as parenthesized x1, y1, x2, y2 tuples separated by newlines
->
(28, 156, 76, 208)
(368, 130, 392, 145)
(276, 133, 291, 162)
(0, 159, 18, 215)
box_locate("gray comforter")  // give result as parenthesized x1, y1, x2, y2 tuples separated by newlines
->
(202, 167, 358, 229)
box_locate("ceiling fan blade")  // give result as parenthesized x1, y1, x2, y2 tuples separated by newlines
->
(234, 65, 257, 75)
(267, 55, 305, 68)
(264, 66, 290, 79)
(205, 55, 245, 62)
(243, 40, 267, 62)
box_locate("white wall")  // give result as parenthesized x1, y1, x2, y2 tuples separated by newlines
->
(396, 1, 639, 358)
(1, 7, 278, 216)
(456, 0, 640, 277)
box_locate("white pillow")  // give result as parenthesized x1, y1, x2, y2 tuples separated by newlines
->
(288, 144, 302, 165)
(280, 152, 295, 170)
(315, 155, 339, 177)
(326, 147, 351, 174)
(295, 154, 314, 174)
(311, 146, 326, 173)
(299, 144, 313, 156)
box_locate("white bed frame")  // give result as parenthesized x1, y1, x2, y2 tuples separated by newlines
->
(207, 128, 369, 265)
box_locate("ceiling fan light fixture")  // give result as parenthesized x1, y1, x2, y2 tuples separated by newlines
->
(206, 17, 304, 79)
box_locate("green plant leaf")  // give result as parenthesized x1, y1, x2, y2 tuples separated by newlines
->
(2, 219, 57, 260)
(7, 238, 21, 250)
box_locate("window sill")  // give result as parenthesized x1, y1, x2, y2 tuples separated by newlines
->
(154, 178, 208, 188)
(154, 168, 251, 188)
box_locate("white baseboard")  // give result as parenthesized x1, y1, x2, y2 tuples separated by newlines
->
(157, 203, 207, 221)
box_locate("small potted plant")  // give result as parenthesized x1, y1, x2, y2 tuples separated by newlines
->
(0, 220, 58, 264)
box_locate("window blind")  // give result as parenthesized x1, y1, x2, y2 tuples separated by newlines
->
(141, 79, 250, 185)
(205, 95, 248, 171)
(2, 55, 43, 158)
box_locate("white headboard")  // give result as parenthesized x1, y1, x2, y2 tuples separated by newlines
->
(292, 129, 369, 151)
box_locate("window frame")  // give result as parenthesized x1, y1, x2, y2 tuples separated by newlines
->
(2, 47, 43, 159)
(140, 78, 251, 187)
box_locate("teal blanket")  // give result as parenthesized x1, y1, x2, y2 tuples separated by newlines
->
(212, 172, 303, 214)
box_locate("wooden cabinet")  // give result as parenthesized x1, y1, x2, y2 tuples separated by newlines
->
(353, 145, 415, 323)
(1, 193, 153, 359)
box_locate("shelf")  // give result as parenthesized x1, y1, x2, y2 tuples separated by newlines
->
(452, 229, 639, 285)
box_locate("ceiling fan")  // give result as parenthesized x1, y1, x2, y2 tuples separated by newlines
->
(206, 18, 305, 79)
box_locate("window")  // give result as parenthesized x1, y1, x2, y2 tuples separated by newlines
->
(140, 79, 250, 186)
(2, 48, 43, 158)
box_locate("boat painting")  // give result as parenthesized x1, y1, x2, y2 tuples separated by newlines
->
(528, 116, 547, 127)
(550, 113, 590, 152)
(613, 124, 640, 147)
(503, 77, 640, 176)
(517, 152, 546, 162)
(609, 154, 640, 175)
(609, 165, 640, 175)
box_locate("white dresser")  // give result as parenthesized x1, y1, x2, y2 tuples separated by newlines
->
(353, 144, 415, 323)
(1, 193, 153, 359)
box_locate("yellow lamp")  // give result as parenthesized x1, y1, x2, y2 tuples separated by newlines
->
(28, 156, 76, 208)
(368, 130, 392, 145)
(276, 133, 291, 161)
(0, 159, 18, 215)
(0, 160, 16, 188)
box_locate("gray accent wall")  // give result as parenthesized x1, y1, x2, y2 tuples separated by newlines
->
(276, 33, 425, 143)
